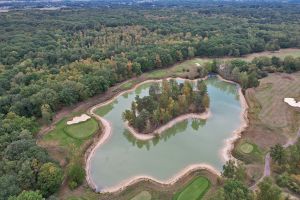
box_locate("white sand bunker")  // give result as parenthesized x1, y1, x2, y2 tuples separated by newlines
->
(67, 114, 91, 125)
(284, 98, 300, 108)
(195, 62, 201, 66)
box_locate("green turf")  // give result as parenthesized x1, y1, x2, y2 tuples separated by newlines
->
(95, 103, 115, 117)
(234, 140, 263, 164)
(119, 80, 137, 90)
(43, 114, 98, 149)
(173, 177, 210, 200)
(131, 191, 152, 200)
(240, 142, 254, 154)
(146, 69, 168, 78)
(64, 118, 98, 139)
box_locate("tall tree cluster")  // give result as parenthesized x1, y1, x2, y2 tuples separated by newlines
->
(218, 55, 300, 89)
(123, 79, 209, 133)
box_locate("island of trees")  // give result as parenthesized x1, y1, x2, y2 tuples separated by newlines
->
(122, 79, 209, 134)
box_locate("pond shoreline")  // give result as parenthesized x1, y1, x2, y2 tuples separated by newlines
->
(124, 110, 211, 141)
(85, 75, 249, 193)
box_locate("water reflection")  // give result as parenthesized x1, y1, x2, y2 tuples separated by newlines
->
(123, 120, 189, 149)
(206, 77, 239, 100)
(191, 119, 207, 131)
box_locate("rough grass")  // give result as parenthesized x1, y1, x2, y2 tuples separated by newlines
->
(254, 73, 300, 136)
(118, 80, 138, 91)
(146, 69, 168, 79)
(173, 177, 210, 200)
(130, 191, 152, 200)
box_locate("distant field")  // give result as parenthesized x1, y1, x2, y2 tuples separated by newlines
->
(146, 58, 210, 79)
(173, 176, 210, 200)
(146, 48, 300, 80)
(242, 48, 300, 61)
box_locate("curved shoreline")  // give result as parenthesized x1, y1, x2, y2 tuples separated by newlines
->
(216, 75, 249, 162)
(124, 110, 211, 141)
(85, 75, 249, 193)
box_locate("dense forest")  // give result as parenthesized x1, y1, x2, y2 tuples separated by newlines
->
(1, 2, 300, 199)
(123, 79, 209, 133)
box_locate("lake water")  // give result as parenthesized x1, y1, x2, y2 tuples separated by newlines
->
(89, 77, 242, 191)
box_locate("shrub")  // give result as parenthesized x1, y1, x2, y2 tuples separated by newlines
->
(67, 163, 85, 190)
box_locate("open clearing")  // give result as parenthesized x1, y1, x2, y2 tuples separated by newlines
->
(173, 176, 210, 200)
(146, 49, 300, 80)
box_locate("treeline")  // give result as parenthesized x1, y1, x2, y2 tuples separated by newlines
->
(270, 140, 300, 195)
(123, 79, 209, 133)
(217, 55, 300, 89)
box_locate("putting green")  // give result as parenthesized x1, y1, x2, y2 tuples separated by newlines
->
(131, 191, 152, 200)
(174, 177, 210, 200)
(240, 142, 254, 154)
(64, 118, 98, 139)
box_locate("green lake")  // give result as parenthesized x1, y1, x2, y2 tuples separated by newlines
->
(89, 77, 242, 191)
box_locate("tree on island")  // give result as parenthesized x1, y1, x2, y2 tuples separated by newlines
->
(122, 79, 209, 134)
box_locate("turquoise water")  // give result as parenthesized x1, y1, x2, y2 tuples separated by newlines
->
(90, 77, 242, 191)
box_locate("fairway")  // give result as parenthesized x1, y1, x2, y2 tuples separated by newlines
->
(65, 118, 98, 139)
(174, 177, 210, 200)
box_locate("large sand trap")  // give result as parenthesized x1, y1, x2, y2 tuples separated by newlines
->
(284, 98, 300, 108)
(67, 114, 91, 125)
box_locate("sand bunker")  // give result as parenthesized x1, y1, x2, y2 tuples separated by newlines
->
(67, 114, 91, 125)
(284, 98, 300, 108)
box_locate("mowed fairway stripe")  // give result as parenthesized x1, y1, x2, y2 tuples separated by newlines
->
(174, 177, 210, 200)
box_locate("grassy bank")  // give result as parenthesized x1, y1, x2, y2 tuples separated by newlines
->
(173, 176, 210, 200)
